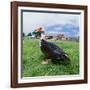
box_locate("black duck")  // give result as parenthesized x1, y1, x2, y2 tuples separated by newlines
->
(40, 38, 70, 65)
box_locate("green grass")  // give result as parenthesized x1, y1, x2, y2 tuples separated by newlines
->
(22, 37, 79, 77)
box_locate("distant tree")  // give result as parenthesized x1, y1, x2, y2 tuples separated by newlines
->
(77, 36, 79, 42)
(32, 27, 44, 38)
(22, 32, 25, 37)
(27, 32, 32, 36)
(47, 36, 53, 39)
(57, 34, 65, 40)
(32, 31, 38, 38)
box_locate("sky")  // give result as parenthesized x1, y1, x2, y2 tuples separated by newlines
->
(22, 10, 81, 37)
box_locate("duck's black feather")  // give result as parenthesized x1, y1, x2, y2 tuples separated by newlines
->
(40, 39, 70, 64)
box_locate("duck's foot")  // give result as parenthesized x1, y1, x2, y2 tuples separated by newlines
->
(41, 59, 50, 64)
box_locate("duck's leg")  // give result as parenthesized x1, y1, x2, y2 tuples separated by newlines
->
(41, 57, 51, 64)
(41, 59, 49, 64)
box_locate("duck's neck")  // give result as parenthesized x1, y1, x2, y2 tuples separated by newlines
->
(40, 33, 46, 40)
(39, 33, 45, 47)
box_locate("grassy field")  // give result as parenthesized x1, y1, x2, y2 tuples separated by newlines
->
(22, 37, 79, 77)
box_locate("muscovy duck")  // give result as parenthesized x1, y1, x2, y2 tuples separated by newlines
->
(40, 34, 70, 64)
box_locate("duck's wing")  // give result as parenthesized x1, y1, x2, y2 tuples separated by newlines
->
(47, 41, 66, 55)
(53, 48, 65, 55)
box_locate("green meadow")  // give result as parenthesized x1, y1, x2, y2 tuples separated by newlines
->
(22, 37, 79, 77)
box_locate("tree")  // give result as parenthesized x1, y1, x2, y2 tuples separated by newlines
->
(32, 27, 44, 38)
(22, 32, 25, 37)
(27, 32, 32, 36)
(57, 34, 65, 40)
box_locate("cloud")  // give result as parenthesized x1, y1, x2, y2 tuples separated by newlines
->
(23, 11, 80, 36)
(45, 23, 79, 37)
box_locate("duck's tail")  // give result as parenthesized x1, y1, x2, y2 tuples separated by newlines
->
(62, 55, 71, 65)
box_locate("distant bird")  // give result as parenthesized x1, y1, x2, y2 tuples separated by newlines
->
(40, 33, 70, 65)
